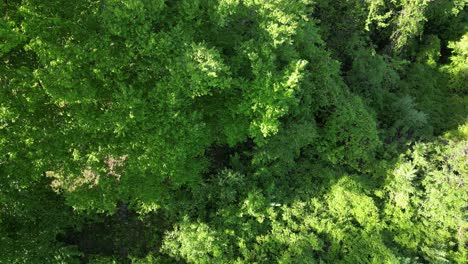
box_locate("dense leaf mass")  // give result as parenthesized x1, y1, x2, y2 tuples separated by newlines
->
(1, 0, 467, 263)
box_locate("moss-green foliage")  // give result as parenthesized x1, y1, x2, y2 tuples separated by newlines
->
(1, 0, 466, 263)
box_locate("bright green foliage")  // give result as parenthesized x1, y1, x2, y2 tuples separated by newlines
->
(365, 0, 467, 54)
(1, 0, 467, 262)
(382, 130, 467, 263)
(368, 0, 422, 51)
(443, 33, 468, 93)
(161, 127, 467, 263)
(390, 0, 431, 53)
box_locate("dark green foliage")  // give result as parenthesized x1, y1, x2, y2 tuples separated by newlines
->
(1, 0, 466, 263)
(0, 178, 81, 263)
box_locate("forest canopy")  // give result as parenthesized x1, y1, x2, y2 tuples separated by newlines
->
(1, 0, 467, 263)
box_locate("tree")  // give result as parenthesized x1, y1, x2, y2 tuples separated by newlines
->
(1, 0, 466, 262)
